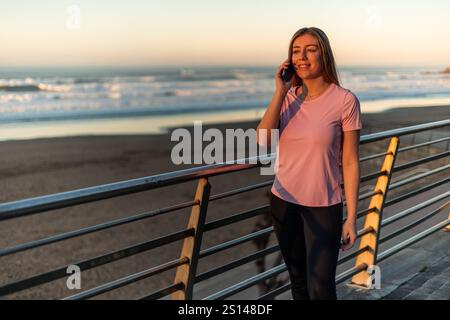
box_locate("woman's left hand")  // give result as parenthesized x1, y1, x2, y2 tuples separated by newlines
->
(341, 219, 357, 251)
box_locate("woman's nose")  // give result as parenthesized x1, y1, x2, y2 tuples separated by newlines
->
(300, 50, 307, 59)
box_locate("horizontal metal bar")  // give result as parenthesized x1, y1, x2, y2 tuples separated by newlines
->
(378, 219, 450, 262)
(358, 119, 450, 145)
(380, 202, 450, 244)
(326, 189, 380, 208)
(388, 164, 450, 191)
(389, 164, 450, 195)
(397, 136, 450, 153)
(337, 246, 371, 265)
(344, 190, 382, 208)
(384, 176, 450, 208)
(257, 283, 291, 300)
(0, 200, 196, 258)
(357, 226, 375, 238)
(64, 258, 188, 300)
(381, 192, 449, 227)
(392, 150, 450, 173)
(336, 263, 368, 284)
(196, 245, 280, 283)
(139, 282, 184, 300)
(199, 227, 273, 259)
(0, 157, 263, 220)
(360, 170, 388, 184)
(0, 228, 193, 297)
(209, 180, 273, 202)
(356, 207, 379, 219)
(351, 149, 448, 188)
(360, 150, 391, 163)
(358, 134, 448, 162)
(358, 133, 448, 164)
(202, 264, 287, 300)
(359, 190, 382, 202)
(203, 205, 270, 232)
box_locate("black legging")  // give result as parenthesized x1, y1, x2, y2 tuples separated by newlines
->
(270, 193, 343, 300)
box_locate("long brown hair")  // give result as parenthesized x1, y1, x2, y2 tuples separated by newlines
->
(288, 27, 340, 88)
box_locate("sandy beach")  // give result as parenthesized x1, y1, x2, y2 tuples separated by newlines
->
(0, 105, 449, 299)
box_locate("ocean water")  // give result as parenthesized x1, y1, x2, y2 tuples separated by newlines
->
(0, 66, 449, 139)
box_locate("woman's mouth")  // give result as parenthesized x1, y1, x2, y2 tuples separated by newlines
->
(297, 63, 311, 70)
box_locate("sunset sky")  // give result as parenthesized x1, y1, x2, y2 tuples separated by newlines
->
(1, 0, 449, 67)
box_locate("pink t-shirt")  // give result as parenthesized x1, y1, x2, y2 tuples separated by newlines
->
(271, 83, 362, 207)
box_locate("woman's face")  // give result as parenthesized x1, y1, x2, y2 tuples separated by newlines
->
(291, 34, 323, 80)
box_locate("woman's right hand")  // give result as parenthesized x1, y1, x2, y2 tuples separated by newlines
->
(275, 59, 294, 96)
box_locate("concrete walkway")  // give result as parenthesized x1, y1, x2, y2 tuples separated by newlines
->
(337, 229, 449, 300)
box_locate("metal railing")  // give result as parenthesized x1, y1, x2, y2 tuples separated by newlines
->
(0, 119, 449, 300)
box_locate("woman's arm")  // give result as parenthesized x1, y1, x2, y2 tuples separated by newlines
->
(257, 59, 292, 146)
(341, 129, 361, 250)
(256, 90, 286, 146)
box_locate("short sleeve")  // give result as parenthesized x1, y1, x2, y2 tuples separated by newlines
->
(341, 91, 362, 131)
(279, 88, 301, 135)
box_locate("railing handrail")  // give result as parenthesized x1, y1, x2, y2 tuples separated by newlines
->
(1, 119, 449, 220)
(358, 118, 450, 144)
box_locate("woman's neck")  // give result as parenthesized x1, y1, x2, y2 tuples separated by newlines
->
(302, 77, 329, 95)
(297, 77, 331, 100)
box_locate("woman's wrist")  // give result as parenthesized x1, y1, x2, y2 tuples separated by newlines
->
(274, 88, 288, 98)
(345, 215, 356, 224)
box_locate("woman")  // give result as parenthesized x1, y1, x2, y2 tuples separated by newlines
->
(257, 27, 362, 300)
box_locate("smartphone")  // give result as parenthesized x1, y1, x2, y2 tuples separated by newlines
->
(281, 63, 295, 82)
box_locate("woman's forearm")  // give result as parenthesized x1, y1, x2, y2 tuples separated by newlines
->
(342, 161, 360, 223)
(256, 90, 286, 146)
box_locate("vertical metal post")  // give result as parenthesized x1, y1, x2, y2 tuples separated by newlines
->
(171, 178, 211, 299)
(350, 137, 399, 288)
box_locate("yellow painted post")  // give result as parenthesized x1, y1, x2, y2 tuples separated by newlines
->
(171, 178, 211, 300)
(350, 137, 399, 288)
